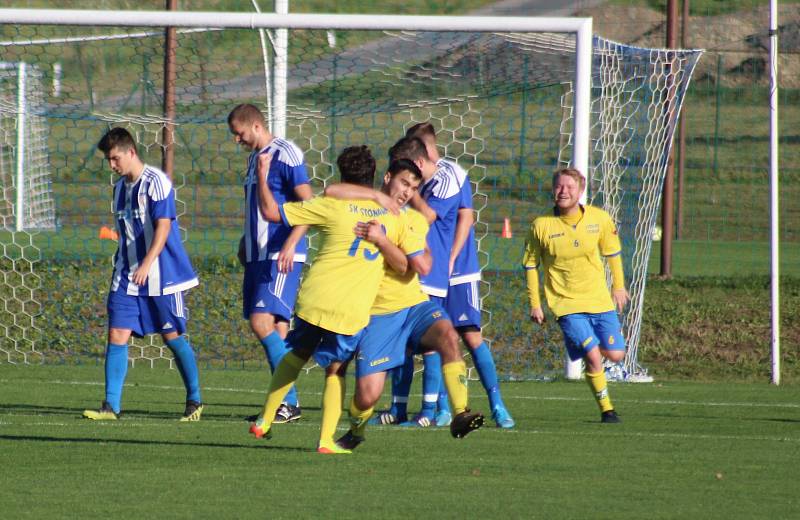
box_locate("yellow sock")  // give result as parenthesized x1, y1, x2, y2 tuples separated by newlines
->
(259, 351, 306, 429)
(586, 370, 614, 412)
(319, 375, 345, 447)
(348, 396, 374, 438)
(442, 361, 468, 414)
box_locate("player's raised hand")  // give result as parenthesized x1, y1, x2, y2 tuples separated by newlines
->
(256, 151, 273, 177)
(374, 191, 400, 215)
(612, 288, 630, 313)
(277, 243, 295, 273)
(530, 307, 545, 325)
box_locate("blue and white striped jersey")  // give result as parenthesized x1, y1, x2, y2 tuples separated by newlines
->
(449, 170, 481, 286)
(110, 165, 199, 297)
(417, 158, 467, 297)
(243, 138, 310, 263)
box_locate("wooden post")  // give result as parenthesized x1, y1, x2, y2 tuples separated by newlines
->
(676, 0, 689, 239)
(660, 0, 679, 277)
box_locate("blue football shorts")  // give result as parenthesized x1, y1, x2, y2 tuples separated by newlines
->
(288, 317, 363, 368)
(107, 289, 187, 338)
(354, 308, 410, 378)
(404, 300, 450, 354)
(557, 311, 626, 362)
(444, 281, 482, 330)
(242, 259, 302, 322)
(354, 300, 450, 377)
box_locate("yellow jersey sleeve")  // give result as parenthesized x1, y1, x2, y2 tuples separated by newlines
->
(370, 208, 429, 315)
(401, 208, 428, 257)
(522, 219, 541, 269)
(280, 196, 337, 228)
(598, 210, 622, 257)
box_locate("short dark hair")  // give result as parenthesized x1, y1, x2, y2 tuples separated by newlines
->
(97, 127, 137, 155)
(387, 158, 422, 180)
(388, 136, 429, 163)
(337, 145, 376, 187)
(227, 103, 266, 126)
(405, 121, 436, 142)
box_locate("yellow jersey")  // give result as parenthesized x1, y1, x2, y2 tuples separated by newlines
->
(371, 208, 429, 315)
(280, 196, 408, 335)
(522, 205, 622, 318)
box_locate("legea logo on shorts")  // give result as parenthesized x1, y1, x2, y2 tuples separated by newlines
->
(369, 357, 390, 367)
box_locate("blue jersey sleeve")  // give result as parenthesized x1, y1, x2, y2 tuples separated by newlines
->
(150, 188, 176, 220)
(459, 179, 474, 210)
(285, 162, 310, 190)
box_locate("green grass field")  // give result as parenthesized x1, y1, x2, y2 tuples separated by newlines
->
(1, 364, 798, 518)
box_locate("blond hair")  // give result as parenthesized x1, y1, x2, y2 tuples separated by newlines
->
(552, 168, 586, 190)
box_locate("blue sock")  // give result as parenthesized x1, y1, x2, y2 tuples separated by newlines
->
(166, 336, 202, 403)
(260, 331, 298, 407)
(472, 342, 505, 410)
(104, 343, 128, 414)
(390, 354, 414, 420)
(437, 378, 450, 413)
(420, 353, 442, 418)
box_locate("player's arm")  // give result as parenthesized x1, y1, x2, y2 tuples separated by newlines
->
(132, 218, 170, 286)
(606, 253, 629, 312)
(449, 207, 474, 275)
(522, 224, 545, 324)
(276, 183, 314, 272)
(277, 225, 309, 273)
(354, 220, 408, 274)
(408, 246, 433, 276)
(324, 183, 400, 214)
(599, 213, 629, 312)
(255, 152, 281, 223)
(408, 191, 436, 224)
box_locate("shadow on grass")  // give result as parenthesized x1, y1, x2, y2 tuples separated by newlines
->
(0, 402, 319, 421)
(0, 433, 309, 452)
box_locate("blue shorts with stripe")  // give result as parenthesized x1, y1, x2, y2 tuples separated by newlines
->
(443, 281, 482, 330)
(107, 289, 187, 338)
(557, 311, 626, 361)
(242, 259, 302, 322)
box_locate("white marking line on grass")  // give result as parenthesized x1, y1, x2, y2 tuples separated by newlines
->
(511, 395, 800, 409)
(2, 418, 798, 444)
(4, 378, 799, 410)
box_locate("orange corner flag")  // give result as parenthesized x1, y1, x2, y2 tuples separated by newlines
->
(501, 217, 513, 239)
(99, 226, 119, 241)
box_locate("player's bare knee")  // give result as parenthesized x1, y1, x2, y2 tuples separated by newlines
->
(438, 325, 462, 363)
(603, 349, 625, 363)
(250, 312, 276, 338)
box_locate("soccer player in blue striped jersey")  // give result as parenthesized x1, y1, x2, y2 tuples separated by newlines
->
(407, 122, 515, 429)
(83, 127, 203, 422)
(228, 104, 312, 423)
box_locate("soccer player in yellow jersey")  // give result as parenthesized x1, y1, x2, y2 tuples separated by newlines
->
(523, 168, 630, 423)
(322, 160, 484, 452)
(246, 145, 411, 442)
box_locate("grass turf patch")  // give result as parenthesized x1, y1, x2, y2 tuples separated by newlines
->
(0, 364, 798, 518)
